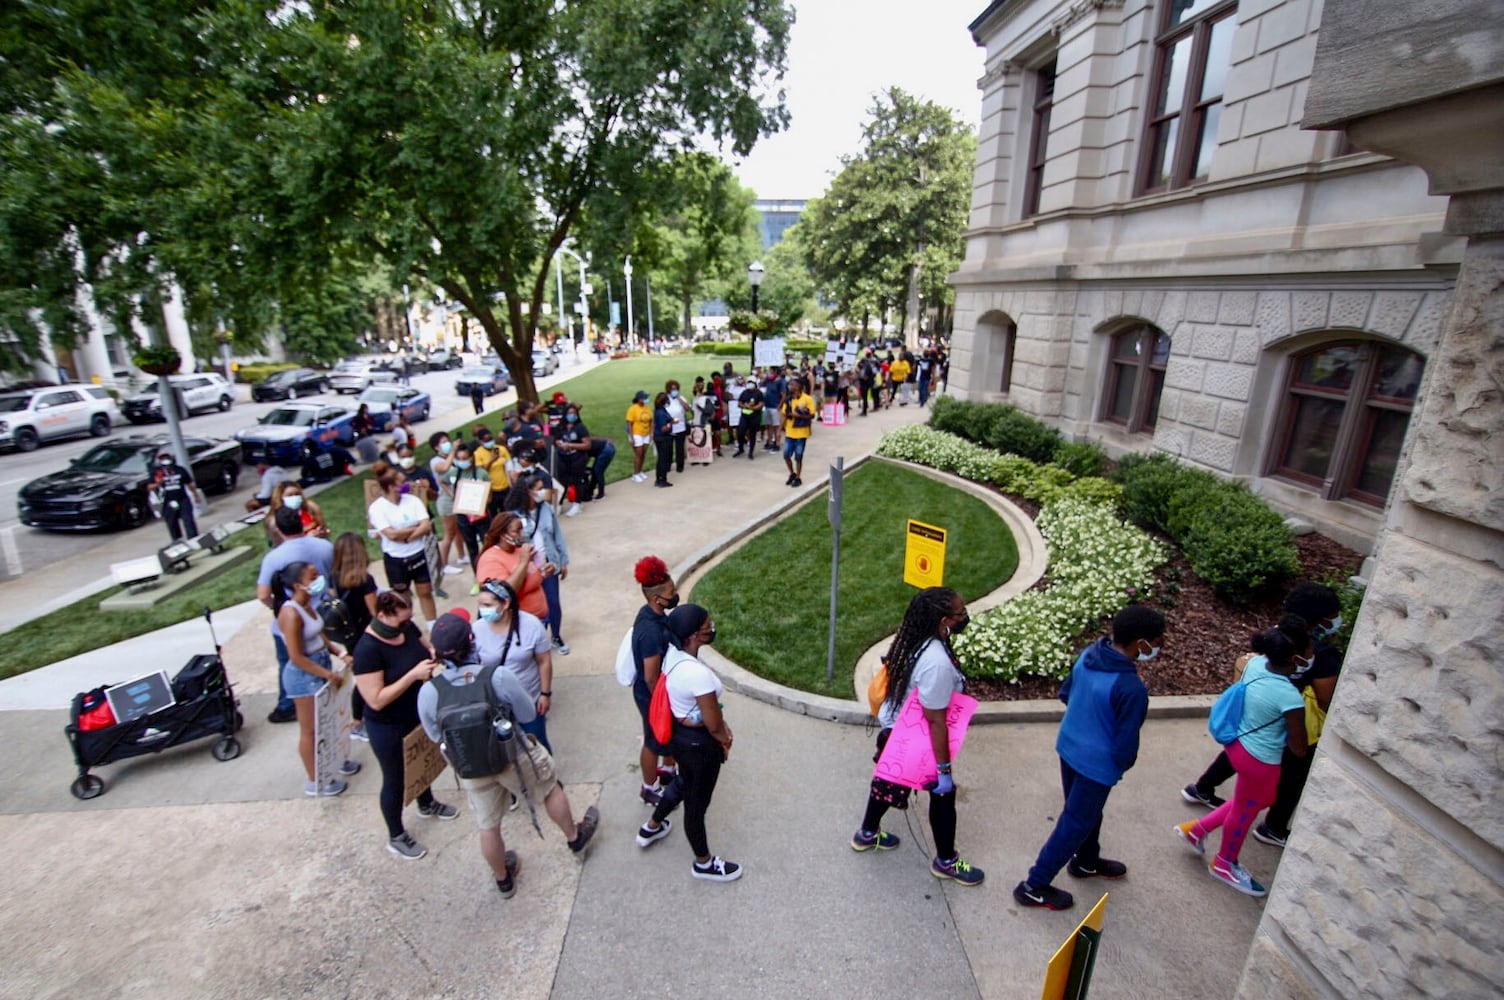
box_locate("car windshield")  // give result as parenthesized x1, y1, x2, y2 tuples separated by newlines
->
(263, 408, 316, 426)
(265, 370, 298, 385)
(362, 388, 401, 403)
(0, 395, 33, 412)
(75, 443, 150, 474)
(461, 366, 493, 378)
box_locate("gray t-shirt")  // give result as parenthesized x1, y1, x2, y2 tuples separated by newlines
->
(471, 611, 550, 701)
(417, 661, 537, 745)
(878, 638, 962, 729)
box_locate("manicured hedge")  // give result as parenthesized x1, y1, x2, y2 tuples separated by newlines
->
(235, 363, 301, 384)
(928, 395, 1108, 474)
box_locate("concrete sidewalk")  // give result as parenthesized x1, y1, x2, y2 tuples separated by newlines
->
(0, 393, 1267, 1000)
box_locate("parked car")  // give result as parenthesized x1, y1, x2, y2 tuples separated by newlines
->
(250, 367, 329, 402)
(329, 361, 377, 394)
(0, 384, 116, 452)
(454, 365, 510, 397)
(356, 384, 431, 432)
(428, 349, 463, 370)
(531, 350, 559, 377)
(234, 401, 356, 466)
(121, 373, 235, 423)
(17, 434, 241, 531)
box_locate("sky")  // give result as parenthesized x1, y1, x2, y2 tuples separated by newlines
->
(721, 0, 989, 201)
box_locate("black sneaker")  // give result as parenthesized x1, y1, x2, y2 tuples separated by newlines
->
(495, 850, 520, 898)
(791, 476, 802, 487)
(1066, 856, 1127, 879)
(692, 855, 743, 882)
(640, 782, 663, 805)
(1180, 784, 1225, 809)
(1252, 822, 1288, 848)
(267, 705, 296, 724)
(785, 474, 795, 486)
(1013, 880, 1074, 910)
(569, 806, 599, 854)
(635, 819, 672, 848)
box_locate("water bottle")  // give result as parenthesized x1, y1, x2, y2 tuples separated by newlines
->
(493, 714, 514, 741)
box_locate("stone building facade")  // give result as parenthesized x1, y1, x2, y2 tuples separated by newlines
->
(950, 0, 1462, 551)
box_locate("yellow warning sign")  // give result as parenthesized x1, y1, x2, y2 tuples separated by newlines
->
(903, 519, 947, 589)
(1041, 892, 1107, 1000)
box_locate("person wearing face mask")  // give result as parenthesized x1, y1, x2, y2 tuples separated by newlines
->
(631, 556, 680, 803)
(429, 432, 465, 580)
(148, 449, 204, 542)
(475, 512, 551, 622)
(651, 391, 675, 489)
(367, 462, 438, 624)
(1173, 623, 1309, 898)
(445, 442, 488, 575)
(851, 588, 983, 886)
(1182, 584, 1344, 847)
(353, 589, 458, 860)
(258, 506, 335, 725)
(1013, 605, 1165, 910)
(663, 379, 688, 474)
(471, 579, 555, 751)
(554, 403, 592, 517)
(635, 604, 741, 882)
(264, 481, 328, 546)
(502, 473, 570, 652)
(275, 560, 360, 796)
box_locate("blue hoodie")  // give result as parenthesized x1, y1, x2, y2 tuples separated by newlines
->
(1055, 637, 1150, 786)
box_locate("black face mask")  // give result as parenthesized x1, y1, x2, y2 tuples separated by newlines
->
(370, 618, 403, 640)
(950, 613, 971, 636)
(662, 593, 681, 611)
(704, 626, 717, 645)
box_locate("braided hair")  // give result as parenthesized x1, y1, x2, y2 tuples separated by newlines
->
(882, 587, 961, 715)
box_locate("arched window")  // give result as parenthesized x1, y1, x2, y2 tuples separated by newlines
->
(1271, 340, 1425, 507)
(1103, 324, 1170, 433)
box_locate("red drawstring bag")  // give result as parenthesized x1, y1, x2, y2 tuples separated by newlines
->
(648, 673, 674, 745)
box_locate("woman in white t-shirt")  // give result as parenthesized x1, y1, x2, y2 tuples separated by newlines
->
(634, 604, 741, 883)
(366, 462, 437, 623)
(851, 587, 984, 886)
(471, 579, 556, 753)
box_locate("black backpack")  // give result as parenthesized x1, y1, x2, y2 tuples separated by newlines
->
(171, 654, 225, 702)
(316, 589, 363, 649)
(431, 663, 516, 779)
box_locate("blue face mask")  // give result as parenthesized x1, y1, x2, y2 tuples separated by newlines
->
(455, 460, 472, 469)
(284, 495, 304, 510)
(478, 606, 502, 623)
(669, 389, 680, 399)
(307, 575, 327, 597)
(439, 441, 453, 456)
(566, 413, 578, 423)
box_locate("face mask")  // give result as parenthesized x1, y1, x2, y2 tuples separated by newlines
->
(158, 458, 172, 466)
(370, 618, 402, 640)
(307, 575, 327, 597)
(1315, 615, 1343, 639)
(1293, 654, 1313, 672)
(398, 482, 412, 495)
(284, 495, 304, 510)
(566, 413, 578, 423)
(530, 490, 544, 504)
(703, 626, 717, 645)
(661, 593, 680, 610)
(478, 605, 503, 623)
(669, 389, 679, 399)
(455, 460, 472, 469)
(1137, 643, 1161, 663)
(439, 441, 453, 455)
(950, 613, 971, 636)
(503, 534, 522, 547)
(399, 457, 415, 469)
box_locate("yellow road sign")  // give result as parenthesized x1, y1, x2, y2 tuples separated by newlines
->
(1041, 892, 1108, 1000)
(903, 519, 947, 589)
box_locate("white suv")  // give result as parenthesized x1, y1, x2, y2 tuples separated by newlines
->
(0, 384, 117, 451)
(121, 373, 236, 423)
(329, 362, 376, 394)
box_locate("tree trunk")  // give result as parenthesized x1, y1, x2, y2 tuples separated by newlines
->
(681, 291, 692, 343)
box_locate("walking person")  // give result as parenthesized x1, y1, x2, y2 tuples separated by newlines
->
(258, 506, 334, 725)
(733, 378, 763, 459)
(275, 561, 361, 796)
(629, 556, 679, 805)
(1013, 606, 1165, 911)
(781, 377, 816, 487)
(634, 604, 741, 882)
(625, 390, 654, 483)
(851, 587, 984, 886)
(147, 449, 205, 542)
(664, 379, 688, 474)
(417, 613, 599, 899)
(470, 379, 486, 416)
(472, 579, 556, 752)
(890, 351, 913, 406)
(857, 352, 877, 416)
(1174, 626, 1310, 897)
(651, 391, 675, 488)
(366, 462, 439, 624)
(352, 590, 459, 860)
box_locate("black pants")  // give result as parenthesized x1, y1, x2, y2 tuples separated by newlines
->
(654, 435, 673, 483)
(456, 514, 485, 570)
(1195, 743, 1315, 837)
(651, 725, 723, 858)
(671, 431, 687, 473)
(367, 716, 433, 838)
(859, 382, 874, 414)
(859, 728, 957, 860)
(737, 417, 760, 454)
(471, 391, 485, 414)
(164, 498, 197, 541)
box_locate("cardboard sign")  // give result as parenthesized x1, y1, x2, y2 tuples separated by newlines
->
(903, 519, 947, 589)
(312, 666, 355, 789)
(1042, 893, 1108, 1000)
(821, 402, 846, 426)
(753, 336, 786, 368)
(453, 478, 491, 518)
(687, 425, 714, 466)
(873, 689, 979, 790)
(403, 726, 449, 805)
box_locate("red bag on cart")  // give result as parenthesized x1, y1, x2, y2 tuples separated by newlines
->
(76, 687, 116, 731)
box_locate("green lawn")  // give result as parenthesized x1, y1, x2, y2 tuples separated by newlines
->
(690, 461, 1020, 699)
(0, 354, 751, 677)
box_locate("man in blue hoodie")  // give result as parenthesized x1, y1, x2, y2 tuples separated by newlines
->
(1013, 605, 1166, 911)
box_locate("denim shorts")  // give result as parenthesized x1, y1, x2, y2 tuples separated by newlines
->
(782, 437, 807, 461)
(281, 648, 331, 699)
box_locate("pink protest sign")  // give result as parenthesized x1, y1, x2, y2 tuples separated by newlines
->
(873, 689, 980, 790)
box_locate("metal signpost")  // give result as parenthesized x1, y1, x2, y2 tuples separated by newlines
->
(826, 456, 844, 684)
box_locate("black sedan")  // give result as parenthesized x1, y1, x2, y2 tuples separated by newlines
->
(18, 435, 242, 531)
(250, 367, 329, 402)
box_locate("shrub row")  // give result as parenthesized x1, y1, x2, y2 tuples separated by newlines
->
(1110, 452, 1298, 603)
(875, 425, 1121, 507)
(928, 395, 1107, 475)
(235, 362, 301, 384)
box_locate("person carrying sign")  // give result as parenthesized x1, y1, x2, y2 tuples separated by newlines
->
(780, 378, 816, 488)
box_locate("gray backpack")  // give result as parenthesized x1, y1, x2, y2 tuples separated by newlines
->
(431, 663, 516, 779)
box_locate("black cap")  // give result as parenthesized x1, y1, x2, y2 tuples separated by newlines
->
(667, 603, 710, 641)
(430, 612, 474, 661)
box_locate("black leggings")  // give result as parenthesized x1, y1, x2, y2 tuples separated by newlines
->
(671, 431, 687, 473)
(651, 726, 723, 858)
(859, 729, 958, 860)
(653, 436, 673, 483)
(366, 716, 433, 838)
(737, 417, 760, 452)
(456, 515, 485, 570)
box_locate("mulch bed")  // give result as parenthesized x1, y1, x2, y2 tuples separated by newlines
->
(966, 489, 1364, 702)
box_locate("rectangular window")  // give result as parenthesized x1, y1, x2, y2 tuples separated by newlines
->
(1023, 60, 1057, 219)
(1140, 0, 1238, 193)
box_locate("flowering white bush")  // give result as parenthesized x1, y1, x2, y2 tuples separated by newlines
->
(876, 425, 1002, 482)
(953, 498, 1168, 682)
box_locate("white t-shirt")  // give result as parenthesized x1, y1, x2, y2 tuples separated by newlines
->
(877, 638, 962, 730)
(256, 465, 288, 500)
(471, 611, 551, 701)
(664, 647, 723, 721)
(666, 396, 687, 434)
(367, 494, 429, 558)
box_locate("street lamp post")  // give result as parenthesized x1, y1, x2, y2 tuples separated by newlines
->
(624, 256, 635, 350)
(748, 260, 765, 363)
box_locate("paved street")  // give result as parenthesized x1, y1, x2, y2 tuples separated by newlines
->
(0, 385, 1265, 999)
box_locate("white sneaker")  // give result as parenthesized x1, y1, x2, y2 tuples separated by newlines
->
(442, 565, 462, 575)
(632, 473, 646, 483)
(564, 503, 581, 517)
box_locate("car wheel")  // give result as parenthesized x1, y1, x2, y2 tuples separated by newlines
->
(119, 495, 148, 529)
(420, 405, 430, 420)
(90, 414, 110, 437)
(14, 427, 39, 452)
(290, 386, 302, 399)
(218, 395, 233, 412)
(320, 380, 330, 393)
(218, 463, 239, 494)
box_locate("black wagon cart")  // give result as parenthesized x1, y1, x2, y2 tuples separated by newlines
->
(64, 610, 244, 800)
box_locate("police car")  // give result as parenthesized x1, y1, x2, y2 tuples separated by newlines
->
(234, 401, 356, 466)
(0, 384, 117, 451)
(356, 384, 432, 432)
(121, 373, 236, 423)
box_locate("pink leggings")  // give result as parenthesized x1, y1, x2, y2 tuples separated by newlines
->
(1192, 740, 1281, 865)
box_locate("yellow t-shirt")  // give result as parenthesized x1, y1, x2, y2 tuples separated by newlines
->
(488, 456, 513, 494)
(783, 393, 816, 439)
(889, 359, 912, 383)
(626, 402, 653, 437)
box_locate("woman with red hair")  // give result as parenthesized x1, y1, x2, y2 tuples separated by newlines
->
(629, 555, 680, 804)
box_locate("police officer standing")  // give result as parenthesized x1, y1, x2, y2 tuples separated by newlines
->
(150, 449, 205, 542)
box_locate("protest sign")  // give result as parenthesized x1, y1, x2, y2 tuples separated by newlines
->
(873, 689, 978, 790)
